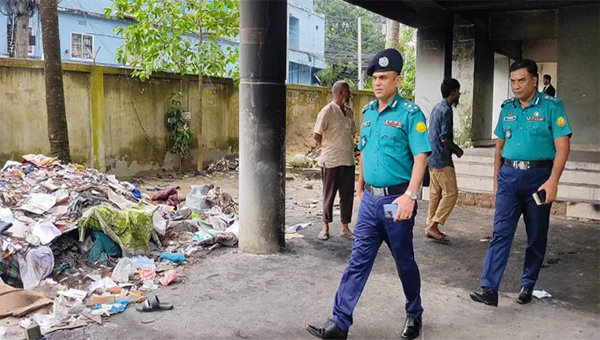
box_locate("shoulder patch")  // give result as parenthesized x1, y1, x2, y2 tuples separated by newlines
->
(501, 98, 515, 108)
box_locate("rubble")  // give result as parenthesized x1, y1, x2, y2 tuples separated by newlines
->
(0, 154, 240, 336)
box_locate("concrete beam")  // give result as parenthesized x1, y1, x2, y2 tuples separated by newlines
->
(489, 9, 557, 41)
(492, 40, 522, 61)
(522, 39, 558, 62)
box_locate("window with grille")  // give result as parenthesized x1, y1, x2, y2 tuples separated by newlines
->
(289, 17, 299, 50)
(71, 33, 93, 60)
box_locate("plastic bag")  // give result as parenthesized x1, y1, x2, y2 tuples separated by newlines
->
(18, 246, 54, 290)
(132, 255, 156, 270)
(111, 258, 137, 283)
(152, 211, 167, 236)
(185, 185, 211, 213)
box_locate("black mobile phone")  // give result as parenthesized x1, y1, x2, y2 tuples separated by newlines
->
(533, 189, 547, 205)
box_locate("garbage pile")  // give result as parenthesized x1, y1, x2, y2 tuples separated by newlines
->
(290, 138, 361, 169)
(0, 154, 239, 336)
(202, 157, 239, 176)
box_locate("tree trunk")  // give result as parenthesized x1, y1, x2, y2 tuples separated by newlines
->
(196, 13, 204, 172)
(40, 0, 71, 163)
(390, 20, 400, 50)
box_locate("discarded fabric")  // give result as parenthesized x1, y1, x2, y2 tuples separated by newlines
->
(78, 202, 156, 255)
(159, 252, 185, 263)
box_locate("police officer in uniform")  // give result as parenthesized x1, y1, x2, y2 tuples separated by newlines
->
(471, 59, 572, 306)
(306, 49, 431, 340)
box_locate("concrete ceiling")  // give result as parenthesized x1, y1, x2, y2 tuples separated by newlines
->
(344, 0, 596, 28)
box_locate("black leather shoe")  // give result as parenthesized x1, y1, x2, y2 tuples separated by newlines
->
(470, 287, 498, 307)
(401, 315, 422, 340)
(517, 286, 533, 304)
(306, 319, 348, 340)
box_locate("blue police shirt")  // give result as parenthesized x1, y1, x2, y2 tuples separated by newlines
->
(428, 100, 454, 169)
(494, 92, 572, 161)
(358, 95, 432, 187)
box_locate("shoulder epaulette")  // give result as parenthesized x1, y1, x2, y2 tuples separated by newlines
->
(543, 94, 562, 104)
(362, 100, 376, 114)
(501, 98, 515, 108)
(400, 100, 421, 114)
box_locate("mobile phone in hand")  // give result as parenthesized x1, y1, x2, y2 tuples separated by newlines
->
(533, 189, 547, 205)
(383, 204, 398, 219)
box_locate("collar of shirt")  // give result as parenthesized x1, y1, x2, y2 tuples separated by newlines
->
(332, 101, 349, 116)
(440, 99, 451, 110)
(518, 91, 542, 109)
(378, 94, 402, 114)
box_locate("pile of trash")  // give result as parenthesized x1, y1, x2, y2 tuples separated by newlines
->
(289, 140, 361, 169)
(0, 154, 240, 337)
(202, 157, 239, 175)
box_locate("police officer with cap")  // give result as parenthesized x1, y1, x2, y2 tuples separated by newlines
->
(470, 59, 572, 307)
(306, 49, 431, 340)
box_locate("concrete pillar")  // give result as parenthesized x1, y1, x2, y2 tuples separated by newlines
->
(238, 0, 287, 254)
(415, 25, 449, 114)
(452, 19, 475, 146)
(90, 66, 106, 171)
(558, 4, 600, 148)
(471, 28, 495, 144)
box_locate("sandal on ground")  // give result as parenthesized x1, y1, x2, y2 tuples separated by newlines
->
(317, 231, 330, 241)
(426, 231, 451, 245)
(136, 296, 174, 312)
(340, 231, 355, 240)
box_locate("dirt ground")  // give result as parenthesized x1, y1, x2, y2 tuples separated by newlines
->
(37, 172, 600, 340)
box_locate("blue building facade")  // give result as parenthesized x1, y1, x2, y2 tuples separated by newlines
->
(1, 0, 324, 85)
(288, 0, 325, 85)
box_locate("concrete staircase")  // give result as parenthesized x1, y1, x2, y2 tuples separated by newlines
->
(452, 148, 600, 220)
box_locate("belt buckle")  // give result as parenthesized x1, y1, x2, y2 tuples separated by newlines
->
(372, 187, 385, 196)
(517, 161, 528, 170)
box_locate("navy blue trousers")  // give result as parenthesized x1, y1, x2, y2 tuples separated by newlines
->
(481, 164, 552, 291)
(332, 190, 423, 331)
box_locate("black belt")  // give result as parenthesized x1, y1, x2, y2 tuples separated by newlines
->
(504, 159, 553, 170)
(364, 183, 408, 197)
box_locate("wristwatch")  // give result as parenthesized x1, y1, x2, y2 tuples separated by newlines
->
(404, 190, 417, 200)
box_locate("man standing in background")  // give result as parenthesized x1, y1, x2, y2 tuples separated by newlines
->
(313, 81, 356, 241)
(426, 78, 463, 244)
(542, 74, 556, 97)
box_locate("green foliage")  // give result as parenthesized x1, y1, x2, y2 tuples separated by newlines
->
(397, 26, 417, 99)
(106, 0, 240, 81)
(166, 92, 195, 162)
(314, 0, 385, 89)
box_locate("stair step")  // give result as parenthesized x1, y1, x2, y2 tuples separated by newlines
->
(454, 162, 600, 186)
(456, 174, 600, 204)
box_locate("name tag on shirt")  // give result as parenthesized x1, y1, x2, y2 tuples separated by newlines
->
(526, 117, 545, 122)
(504, 116, 517, 122)
(361, 121, 370, 128)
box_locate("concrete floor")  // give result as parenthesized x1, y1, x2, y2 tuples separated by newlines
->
(47, 176, 600, 340)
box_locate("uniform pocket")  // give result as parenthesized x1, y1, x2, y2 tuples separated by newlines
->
(526, 124, 549, 137)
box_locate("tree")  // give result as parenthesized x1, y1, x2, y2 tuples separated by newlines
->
(107, 0, 240, 170)
(314, 0, 385, 89)
(397, 25, 417, 99)
(40, 0, 71, 163)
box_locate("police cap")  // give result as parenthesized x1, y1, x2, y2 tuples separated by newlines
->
(366, 49, 404, 76)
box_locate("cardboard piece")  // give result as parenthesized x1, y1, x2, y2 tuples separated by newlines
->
(0, 279, 54, 319)
(90, 295, 116, 305)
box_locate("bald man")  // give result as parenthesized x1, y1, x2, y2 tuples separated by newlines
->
(314, 81, 357, 241)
